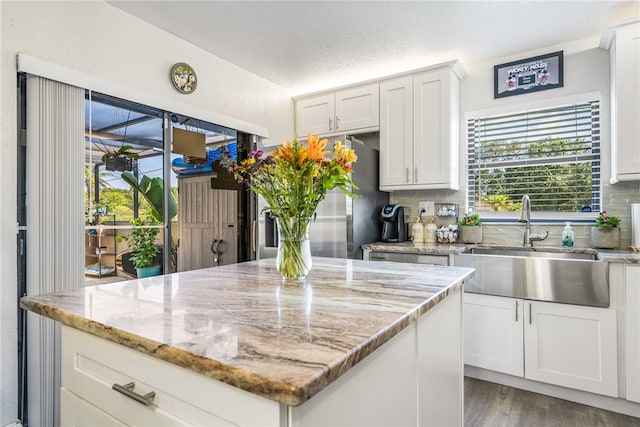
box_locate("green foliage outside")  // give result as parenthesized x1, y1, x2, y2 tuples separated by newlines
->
(84, 166, 177, 224)
(117, 216, 160, 268)
(474, 137, 594, 212)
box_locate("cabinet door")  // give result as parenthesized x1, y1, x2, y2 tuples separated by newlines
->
(525, 300, 618, 397)
(334, 84, 379, 131)
(295, 93, 335, 135)
(613, 23, 640, 181)
(626, 266, 640, 403)
(413, 68, 459, 189)
(379, 76, 413, 188)
(463, 293, 524, 377)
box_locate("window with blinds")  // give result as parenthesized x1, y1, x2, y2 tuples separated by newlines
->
(467, 100, 600, 214)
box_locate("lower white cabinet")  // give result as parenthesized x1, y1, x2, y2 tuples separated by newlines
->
(626, 265, 640, 403)
(525, 300, 618, 397)
(464, 293, 618, 397)
(61, 388, 126, 426)
(464, 293, 523, 377)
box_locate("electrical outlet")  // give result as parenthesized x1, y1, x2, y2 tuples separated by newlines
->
(419, 201, 435, 216)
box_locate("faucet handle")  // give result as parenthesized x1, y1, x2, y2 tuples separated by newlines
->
(529, 231, 549, 242)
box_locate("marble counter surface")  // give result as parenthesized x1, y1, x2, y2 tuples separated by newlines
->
(20, 257, 474, 406)
(363, 242, 640, 264)
(362, 242, 468, 255)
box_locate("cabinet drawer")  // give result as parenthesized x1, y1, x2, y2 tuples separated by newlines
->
(61, 387, 126, 426)
(62, 326, 280, 426)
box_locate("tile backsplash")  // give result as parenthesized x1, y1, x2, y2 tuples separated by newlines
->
(390, 180, 640, 249)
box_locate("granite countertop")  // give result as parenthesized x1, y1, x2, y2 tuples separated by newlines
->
(20, 257, 474, 407)
(362, 242, 468, 255)
(362, 242, 640, 264)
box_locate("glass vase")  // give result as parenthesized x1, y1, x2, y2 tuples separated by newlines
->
(276, 217, 312, 281)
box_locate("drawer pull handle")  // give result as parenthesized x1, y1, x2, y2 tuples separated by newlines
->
(112, 382, 156, 406)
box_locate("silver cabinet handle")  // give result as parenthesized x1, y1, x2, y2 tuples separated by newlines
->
(335, 116, 340, 129)
(414, 167, 418, 183)
(112, 382, 156, 406)
(406, 168, 410, 183)
(529, 303, 532, 325)
(328, 117, 333, 131)
(515, 300, 519, 322)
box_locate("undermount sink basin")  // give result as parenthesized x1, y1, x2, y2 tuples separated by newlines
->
(455, 246, 609, 307)
(468, 246, 600, 261)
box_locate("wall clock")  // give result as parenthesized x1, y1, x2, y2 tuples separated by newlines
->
(170, 62, 197, 94)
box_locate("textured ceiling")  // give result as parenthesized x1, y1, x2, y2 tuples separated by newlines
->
(109, 1, 639, 94)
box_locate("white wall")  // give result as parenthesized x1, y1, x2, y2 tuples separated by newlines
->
(0, 1, 293, 423)
(391, 38, 640, 247)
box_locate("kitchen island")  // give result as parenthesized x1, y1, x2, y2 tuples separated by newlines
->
(21, 257, 474, 426)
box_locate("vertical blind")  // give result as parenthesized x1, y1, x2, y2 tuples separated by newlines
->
(26, 75, 84, 426)
(467, 100, 600, 213)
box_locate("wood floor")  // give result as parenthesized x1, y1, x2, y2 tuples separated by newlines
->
(464, 377, 640, 427)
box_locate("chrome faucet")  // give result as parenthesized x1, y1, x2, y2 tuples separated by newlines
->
(518, 195, 548, 247)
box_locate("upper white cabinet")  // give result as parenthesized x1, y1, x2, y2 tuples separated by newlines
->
(602, 19, 640, 183)
(294, 84, 379, 136)
(464, 292, 618, 397)
(379, 62, 464, 191)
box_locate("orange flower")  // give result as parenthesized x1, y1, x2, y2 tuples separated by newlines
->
(274, 141, 293, 161)
(307, 134, 330, 163)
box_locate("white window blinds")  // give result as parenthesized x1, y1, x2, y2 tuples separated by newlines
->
(467, 100, 600, 213)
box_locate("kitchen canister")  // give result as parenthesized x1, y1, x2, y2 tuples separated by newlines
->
(424, 220, 437, 243)
(411, 217, 425, 243)
(632, 203, 640, 247)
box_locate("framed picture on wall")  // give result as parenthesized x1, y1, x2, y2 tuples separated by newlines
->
(494, 51, 564, 98)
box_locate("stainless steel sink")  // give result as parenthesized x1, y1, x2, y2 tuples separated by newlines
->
(455, 247, 609, 307)
(469, 246, 600, 260)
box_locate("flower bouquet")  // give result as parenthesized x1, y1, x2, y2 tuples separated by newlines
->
(224, 134, 357, 280)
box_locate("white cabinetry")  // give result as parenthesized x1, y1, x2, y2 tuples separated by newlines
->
(526, 300, 618, 397)
(626, 265, 640, 403)
(379, 62, 464, 191)
(602, 19, 640, 182)
(294, 84, 379, 136)
(464, 293, 524, 377)
(464, 293, 618, 397)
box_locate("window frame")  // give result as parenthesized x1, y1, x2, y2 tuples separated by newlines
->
(464, 92, 603, 223)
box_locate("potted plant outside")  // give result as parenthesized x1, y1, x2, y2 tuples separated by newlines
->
(590, 211, 621, 249)
(102, 145, 139, 172)
(460, 213, 483, 244)
(118, 217, 161, 278)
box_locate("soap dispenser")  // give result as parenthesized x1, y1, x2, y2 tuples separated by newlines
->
(562, 222, 575, 247)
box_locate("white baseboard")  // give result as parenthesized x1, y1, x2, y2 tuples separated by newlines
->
(3, 421, 23, 427)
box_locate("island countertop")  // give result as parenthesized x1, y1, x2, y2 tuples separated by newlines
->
(20, 257, 474, 407)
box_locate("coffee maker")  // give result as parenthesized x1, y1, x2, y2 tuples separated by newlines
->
(380, 204, 408, 243)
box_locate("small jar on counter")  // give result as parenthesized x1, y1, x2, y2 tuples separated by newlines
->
(411, 217, 425, 243)
(424, 221, 437, 243)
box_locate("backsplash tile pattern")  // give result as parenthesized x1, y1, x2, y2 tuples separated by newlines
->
(390, 181, 640, 249)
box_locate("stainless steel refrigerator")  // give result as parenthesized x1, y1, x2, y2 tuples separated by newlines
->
(258, 134, 389, 260)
